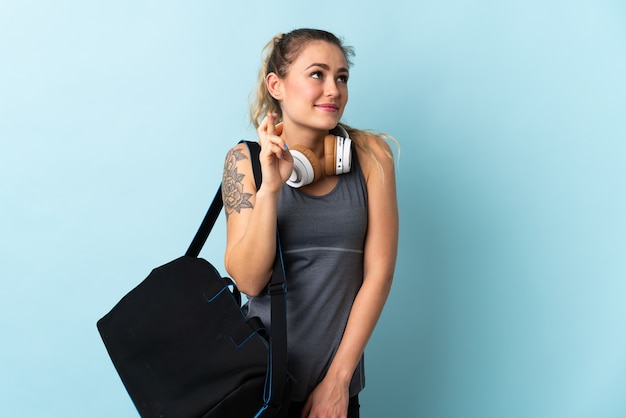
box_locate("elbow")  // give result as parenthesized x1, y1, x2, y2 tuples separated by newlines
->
(232, 276, 269, 298)
(224, 251, 273, 297)
(375, 272, 394, 297)
(238, 285, 263, 298)
(225, 259, 271, 298)
(364, 269, 394, 298)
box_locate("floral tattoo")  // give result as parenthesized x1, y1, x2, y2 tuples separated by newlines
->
(222, 148, 253, 218)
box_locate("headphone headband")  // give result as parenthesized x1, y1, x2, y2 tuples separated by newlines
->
(329, 124, 350, 140)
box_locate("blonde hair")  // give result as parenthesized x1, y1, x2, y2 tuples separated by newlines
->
(249, 28, 397, 174)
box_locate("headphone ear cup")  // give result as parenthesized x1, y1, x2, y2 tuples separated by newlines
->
(287, 145, 321, 188)
(324, 135, 337, 177)
(324, 134, 352, 176)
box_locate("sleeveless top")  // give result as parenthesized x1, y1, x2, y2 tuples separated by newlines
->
(245, 149, 368, 401)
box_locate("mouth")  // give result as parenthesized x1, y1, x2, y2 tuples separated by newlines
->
(315, 103, 340, 112)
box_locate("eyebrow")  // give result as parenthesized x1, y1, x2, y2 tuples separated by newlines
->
(305, 63, 349, 73)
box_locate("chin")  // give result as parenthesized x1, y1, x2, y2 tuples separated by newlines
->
(318, 116, 343, 130)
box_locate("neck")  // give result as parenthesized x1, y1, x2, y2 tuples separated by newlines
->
(280, 121, 328, 156)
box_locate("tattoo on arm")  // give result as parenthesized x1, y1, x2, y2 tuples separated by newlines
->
(222, 148, 253, 218)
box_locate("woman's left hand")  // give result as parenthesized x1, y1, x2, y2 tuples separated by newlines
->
(301, 376, 349, 418)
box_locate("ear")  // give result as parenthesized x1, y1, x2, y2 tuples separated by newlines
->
(266, 72, 283, 100)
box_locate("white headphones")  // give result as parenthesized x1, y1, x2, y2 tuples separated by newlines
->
(275, 124, 353, 188)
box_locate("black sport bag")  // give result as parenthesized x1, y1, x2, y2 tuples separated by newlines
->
(97, 141, 291, 417)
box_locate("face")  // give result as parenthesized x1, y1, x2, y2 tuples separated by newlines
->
(268, 41, 349, 133)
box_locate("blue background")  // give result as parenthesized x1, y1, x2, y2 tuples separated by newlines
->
(1, 1, 625, 417)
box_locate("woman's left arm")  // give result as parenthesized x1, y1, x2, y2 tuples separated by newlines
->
(304, 135, 399, 418)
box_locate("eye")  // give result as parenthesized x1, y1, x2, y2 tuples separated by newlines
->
(337, 74, 349, 84)
(311, 71, 324, 80)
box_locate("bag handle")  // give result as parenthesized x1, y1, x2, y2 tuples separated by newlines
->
(185, 140, 290, 415)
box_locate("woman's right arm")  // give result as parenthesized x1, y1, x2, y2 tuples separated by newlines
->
(222, 114, 292, 296)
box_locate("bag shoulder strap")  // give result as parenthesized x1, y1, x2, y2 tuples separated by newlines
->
(238, 141, 290, 414)
(185, 140, 290, 415)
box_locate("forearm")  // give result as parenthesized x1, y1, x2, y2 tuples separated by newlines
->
(326, 271, 394, 385)
(224, 186, 281, 296)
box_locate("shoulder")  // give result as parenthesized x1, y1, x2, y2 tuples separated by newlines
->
(222, 142, 258, 217)
(224, 142, 253, 165)
(352, 131, 395, 183)
(223, 141, 261, 180)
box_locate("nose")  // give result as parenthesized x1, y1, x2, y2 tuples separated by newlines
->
(325, 78, 340, 98)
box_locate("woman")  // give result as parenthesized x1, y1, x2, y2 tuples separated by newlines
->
(222, 28, 398, 418)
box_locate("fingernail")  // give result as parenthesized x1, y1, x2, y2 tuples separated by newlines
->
(284, 144, 289, 150)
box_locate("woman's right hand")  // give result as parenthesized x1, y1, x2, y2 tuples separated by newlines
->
(257, 113, 293, 192)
